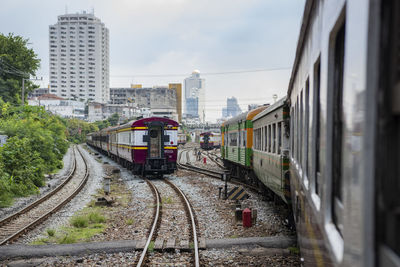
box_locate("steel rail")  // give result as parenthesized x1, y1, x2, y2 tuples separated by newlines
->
(136, 179, 161, 267)
(137, 177, 200, 267)
(178, 160, 260, 193)
(163, 178, 200, 267)
(178, 162, 225, 179)
(204, 150, 225, 169)
(0, 145, 89, 245)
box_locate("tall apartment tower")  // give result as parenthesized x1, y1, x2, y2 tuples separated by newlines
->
(49, 11, 109, 103)
(184, 70, 205, 122)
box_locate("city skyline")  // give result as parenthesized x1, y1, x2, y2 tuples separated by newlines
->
(0, 0, 305, 122)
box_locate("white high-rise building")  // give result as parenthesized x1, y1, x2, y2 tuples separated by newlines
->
(49, 11, 109, 103)
(184, 70, 205, 122)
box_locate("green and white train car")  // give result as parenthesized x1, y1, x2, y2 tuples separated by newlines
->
(252, 97, 291, 203)
(221, 106, 268, 182)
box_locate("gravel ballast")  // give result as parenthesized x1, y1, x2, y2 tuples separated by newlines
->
(16, 145, 105, 244)
(1, 143, 300, 266)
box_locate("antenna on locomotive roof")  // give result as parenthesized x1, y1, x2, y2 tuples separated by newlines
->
(273, 94, 278, 103)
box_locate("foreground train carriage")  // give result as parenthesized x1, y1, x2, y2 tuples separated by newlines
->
(87, 117, 178, 176)
(287, 0, 399, 266)
(221, 105, 267, 182)
(199, 132, 221, 150)
(252, 98, 291, 203)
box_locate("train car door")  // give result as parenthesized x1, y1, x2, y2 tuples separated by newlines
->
(149, 126, 162, 158)
(376, 1, 400, 265)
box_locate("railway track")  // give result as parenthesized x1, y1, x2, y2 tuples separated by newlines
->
(203, 150, 225, 169)
(178, 148, 260, 193)
(0, 145, 89, 245)
(137, 177, 200, 267)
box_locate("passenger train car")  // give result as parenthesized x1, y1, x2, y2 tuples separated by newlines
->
(252, 98, 291, 203)
(87, 117, 179, 176)
(286, 0, 399, 266)
(221, 105, 267, 183)
(199, 132, 221, 150)
(177, 132, 187, 146)
(221, 1, 399, 266)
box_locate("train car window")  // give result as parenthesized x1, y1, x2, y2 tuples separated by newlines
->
(242, 130, 246, 147)
(256, 128, 261, 150)
(255, 129, 257, 150)
(254, 128, 258, 150)
(300, 90, 304, 169)
(330, 18, 346, 234)
(272, 123, 276, 153)
(291, 107, 294, 157)
(377, 0, 400, 263)
(305, 79, 310, 179)
(278, 122, 282, 155)
(238, 127, 241, 147)
(229, 132, 237, 146)
(313, 57, 321, 195)
(267, 125, 270, 153)
(296, 98, 299, 162)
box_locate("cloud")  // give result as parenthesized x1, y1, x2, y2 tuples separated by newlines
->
(0, 0, 305, 121)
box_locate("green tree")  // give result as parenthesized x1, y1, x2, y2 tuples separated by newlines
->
(0, 104, 68, 173)
(0, 33, 40, 104)
(66, 118, 99, 143)
(94, 119, 110, 130)
(108, 113, 120, 126)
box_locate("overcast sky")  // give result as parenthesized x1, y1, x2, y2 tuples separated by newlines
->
(0, 0, 305, 122)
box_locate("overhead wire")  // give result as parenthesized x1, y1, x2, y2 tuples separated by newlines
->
(0, 58, 29, 77)
(110, 67, 291, 78)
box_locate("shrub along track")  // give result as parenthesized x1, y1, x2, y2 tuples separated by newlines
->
(0, 145, 89, 245)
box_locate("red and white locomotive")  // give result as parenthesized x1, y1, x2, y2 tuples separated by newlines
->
(87, 117, 178, 176)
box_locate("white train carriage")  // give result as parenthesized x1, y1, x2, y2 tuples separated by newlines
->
(287, 0, 399, 266)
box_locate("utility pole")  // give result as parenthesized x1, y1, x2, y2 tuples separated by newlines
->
(22, 77, 43, 106)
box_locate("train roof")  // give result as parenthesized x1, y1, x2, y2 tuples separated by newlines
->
(252, 97, 287, 122)
(287, 0, 314, 98)
(113, 117, 179, 131)
(221, 105, 268, 127)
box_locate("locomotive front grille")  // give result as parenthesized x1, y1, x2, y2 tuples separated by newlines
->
(145, 158, 167, 171)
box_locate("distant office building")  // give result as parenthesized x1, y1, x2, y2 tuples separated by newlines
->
(184, 70, 205, 122)
(186, 98, 198, 119)
(28, 87, 49, 99)
(108, 86, 178, 121)
(222, 97, 242, 118)
(169, 83, 182, 122)
(110, 87, 176, 109)
(49, 11, 110, 103)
